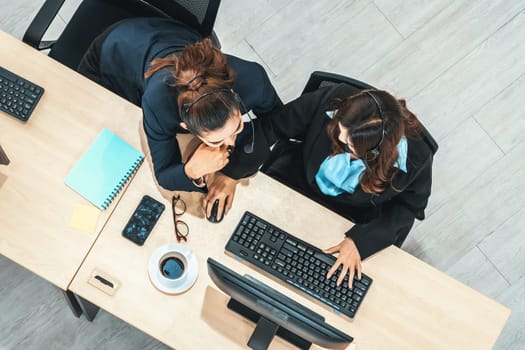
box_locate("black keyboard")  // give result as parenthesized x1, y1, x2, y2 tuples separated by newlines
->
(0, 65, 44, 122)
(226, 211, 373, 318)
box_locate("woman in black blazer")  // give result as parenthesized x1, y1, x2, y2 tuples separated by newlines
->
(79, 17, 281, 220)
(267, 83, 434, 286)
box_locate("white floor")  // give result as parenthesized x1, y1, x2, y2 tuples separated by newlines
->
(1, 0, 524, 349)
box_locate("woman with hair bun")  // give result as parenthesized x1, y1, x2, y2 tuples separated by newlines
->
(267, 84, 435, 286)
(79, 17, 282, 221)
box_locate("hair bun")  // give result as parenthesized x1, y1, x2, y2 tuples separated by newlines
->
(185, 75, 207, 91)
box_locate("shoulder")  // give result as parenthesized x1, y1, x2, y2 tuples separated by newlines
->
(142, 69, 183, 136)
(298, 83, 358, 111)
(227, 55, 271, 94)
(226, 55, 267, 78)
(402, 135, 434, 182)
(108, 17, 201, 37)
(407, 135, 434, 165)
(225, 55, 280, 112)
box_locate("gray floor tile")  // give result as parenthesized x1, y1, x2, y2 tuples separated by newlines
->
(214, 0, 290, 47)
(493, 275, 525, 350)
(478, 207, 525, 285)
(362, 0, 524, 98)
(475, 72, 525, 154)
(0, 0, 45, 39)
(404, 139, 525, 270)
(446, 245, 510, 300)
(372, 0, 455, 38)
(410, 10, 525, 141)
(425, 117, 503, 217)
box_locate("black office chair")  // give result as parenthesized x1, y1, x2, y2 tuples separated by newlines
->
(301, 71, 438, 155)
(22, 0, 221, 71)
(261, 71, 438, 247)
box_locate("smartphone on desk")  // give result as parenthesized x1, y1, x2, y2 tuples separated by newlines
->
(122, 195, 165, 246)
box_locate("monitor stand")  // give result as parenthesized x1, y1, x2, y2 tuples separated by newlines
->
(227, 298, 311, 350)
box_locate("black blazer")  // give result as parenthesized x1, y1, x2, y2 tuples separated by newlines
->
(270, 83, 434, 258)
(94, 17, 281, 191)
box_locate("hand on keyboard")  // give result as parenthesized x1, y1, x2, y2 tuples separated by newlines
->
(324, 237, 362, 289)
(226, 212, 373, 318)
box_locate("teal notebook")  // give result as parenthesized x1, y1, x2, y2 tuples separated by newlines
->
(65, 128, 144, 210)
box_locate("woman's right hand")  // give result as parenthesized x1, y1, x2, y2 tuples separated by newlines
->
(324, 237, 362, 288)
(185, 143, 230, 179)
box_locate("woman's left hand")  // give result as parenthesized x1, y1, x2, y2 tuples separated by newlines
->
(324, 237, 362, 288)
(203, 173, 238, 219)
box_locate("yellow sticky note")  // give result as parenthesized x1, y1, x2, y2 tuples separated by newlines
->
(69, 203, 101, 234)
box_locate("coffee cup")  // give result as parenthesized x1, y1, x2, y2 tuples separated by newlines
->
(149, 243, 198, 294)
(158, 251, 188, 286)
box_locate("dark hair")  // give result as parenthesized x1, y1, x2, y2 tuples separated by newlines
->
(144, 38, 239, 135)
(179, 89, 240, 135)
(326, 89, 422, 194)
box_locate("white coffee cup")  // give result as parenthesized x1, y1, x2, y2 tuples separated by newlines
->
(149, 243, 198, 294)
(158, 251, 188, 287)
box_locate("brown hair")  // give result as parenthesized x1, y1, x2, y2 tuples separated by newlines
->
(326, 90, 422, 194)
(144, 38, 239, 134)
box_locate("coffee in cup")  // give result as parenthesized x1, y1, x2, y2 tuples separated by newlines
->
(159, 252, 187, 281)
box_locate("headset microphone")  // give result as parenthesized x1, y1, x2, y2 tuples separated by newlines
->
(235, 94, 255, 155)
(243, 111, 255, 154)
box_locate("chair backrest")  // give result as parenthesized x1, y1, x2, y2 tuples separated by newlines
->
(303, 71, 438, 155)
(302, 71, 375, 95)
(145, 0, 220, 38)
(24, 0, 221, 70)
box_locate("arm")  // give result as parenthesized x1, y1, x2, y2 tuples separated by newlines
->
(142, 100, 206, 192)
(271, 83, 357, 140)
(346, 154, 434, 259)
(226, 57, 282, 118)
(271, 86, 332, 140)
(326, 152, 433, 287)
(248, 62, 282, 118)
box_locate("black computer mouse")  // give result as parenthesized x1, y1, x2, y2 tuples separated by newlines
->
(207, 199, 224, 223)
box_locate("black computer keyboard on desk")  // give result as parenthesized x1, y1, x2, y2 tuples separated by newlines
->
(0, 65, 44, 122)
(225, 211, 373, 318)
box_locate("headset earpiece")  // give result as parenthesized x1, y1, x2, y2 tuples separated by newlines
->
(231, 91, 246, 114)
(362, 90, 386, 158)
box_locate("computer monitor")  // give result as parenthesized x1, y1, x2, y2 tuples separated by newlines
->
(207, 258, 353, 350)
(0, 144, 9, 165)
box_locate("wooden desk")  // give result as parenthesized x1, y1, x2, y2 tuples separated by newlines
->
(0, 30, 142, 290)
(69, 160, 510, 349)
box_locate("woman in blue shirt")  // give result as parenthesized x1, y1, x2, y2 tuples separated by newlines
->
(267, 84, 434, 286)
(78, 17, 281, 220)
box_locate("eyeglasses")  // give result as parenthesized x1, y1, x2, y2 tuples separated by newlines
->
(171, 195, 189, 242)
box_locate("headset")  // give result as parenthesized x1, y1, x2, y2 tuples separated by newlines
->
(180, 88, 255, 154)
(362, 90, 386, 160)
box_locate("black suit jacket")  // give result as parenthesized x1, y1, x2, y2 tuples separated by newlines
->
(94, 17, 281, 191)
(270, 83, 434, 258)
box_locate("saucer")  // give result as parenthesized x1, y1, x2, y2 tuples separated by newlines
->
(148, 243, 199, 294)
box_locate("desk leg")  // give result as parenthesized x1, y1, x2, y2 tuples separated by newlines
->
(73, 293, 100, 322)
(61, 289, 82, 318)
